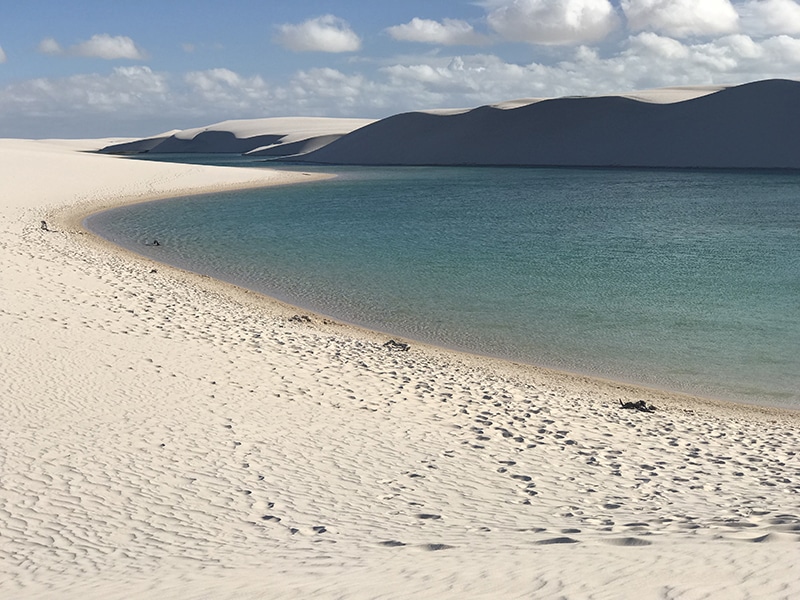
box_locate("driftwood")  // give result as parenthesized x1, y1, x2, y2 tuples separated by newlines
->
(619, 399, 656, 413)
(383, 339, 410, 352)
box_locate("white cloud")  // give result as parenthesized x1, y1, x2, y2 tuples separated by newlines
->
(38, 38, 63, 55)
(38, 34, 146, 60)
(184, 68, 269, 111)
(386, 18, 490, 46)
(485, 0, 620, 45)
(0, 66, 168, 120)
(382, 54, 546, 107)
(5, 27, 800, 138)
(760, 33, 800, 61)
(738, 0, 800, 36)
(380, 31, 800, 109)
(0, 45, 6, 63)
(73, 34, 146, 60)
(570, 32, 800, 88)
(287, 68, 379, 112)
(626, 31, 691, 60)
(275, 15, 361, 53)
(621, 0, 739, 37)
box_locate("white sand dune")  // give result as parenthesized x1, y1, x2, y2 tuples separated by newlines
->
(99, 116, 374, 156)
(1, 139, 799, 599)
(417, 84, 726, 116)
(298, 79, 800, 168)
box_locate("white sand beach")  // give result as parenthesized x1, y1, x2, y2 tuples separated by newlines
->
(1, 138, 799, 599)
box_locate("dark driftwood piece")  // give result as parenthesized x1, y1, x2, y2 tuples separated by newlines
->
(619, 400, 656, 413)
(383, 340, 410, 352)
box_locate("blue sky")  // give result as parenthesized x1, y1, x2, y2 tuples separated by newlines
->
(2, 0, 800, 138)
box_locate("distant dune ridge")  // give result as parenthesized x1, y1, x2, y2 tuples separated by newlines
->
(101, 79, 800, 169)
(99, 116, 374, 156)
(299, 79, 800, 168)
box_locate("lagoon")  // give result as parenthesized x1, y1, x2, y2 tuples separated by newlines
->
(87, 164, 800, 408)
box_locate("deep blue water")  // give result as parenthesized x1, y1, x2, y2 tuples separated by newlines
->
(87, 163, 800, 408)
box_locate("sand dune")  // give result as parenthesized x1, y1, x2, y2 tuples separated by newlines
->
(99, 116, 374, 156)
(1, 139, 799, 599)
(297, 79, 800, 168)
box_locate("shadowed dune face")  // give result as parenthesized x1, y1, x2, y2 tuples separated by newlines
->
(154, 130, 285, 154)
(297, 79, 800, 169)
(97, 79, 800, 168)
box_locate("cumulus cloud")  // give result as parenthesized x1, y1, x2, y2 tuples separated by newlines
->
(0, 66, 168, 121)
(386, 18, 490, 45)
(73, 34, 146, 60)
(621, 0, 739, 37)
(184, 68, 269, 111)
(563, 32, 800, 89)
(738, 0, 800, 36)
(286, 68, 377, 112)
(275, 15, 361, 52)
(5, 23, 800, 138)
(382, 54, 547, 108)
(38, 34, 146, 60)
(485, 0, 619, 45)
(0, 45, 6, 63)
(38, 38, 63, 55)
(380, 30, 800, 109)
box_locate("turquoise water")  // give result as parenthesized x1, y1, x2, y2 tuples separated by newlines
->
(87, 165, 800, 408)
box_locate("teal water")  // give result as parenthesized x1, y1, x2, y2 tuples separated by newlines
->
(87, 165, 800, 408)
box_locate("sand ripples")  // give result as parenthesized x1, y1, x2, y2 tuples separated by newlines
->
(2, 141, 799, 598)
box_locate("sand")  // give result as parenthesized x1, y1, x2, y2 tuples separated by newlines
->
(1, 138, 799, 599)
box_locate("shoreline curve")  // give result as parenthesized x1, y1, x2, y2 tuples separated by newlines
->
(80, 159, 795, 414)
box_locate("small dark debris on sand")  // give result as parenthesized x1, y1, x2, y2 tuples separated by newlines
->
(619, 399, 656, 413)
(384, 339, 410, 351)
(422, 543, 454, 551)
(289, 314, 312, 324)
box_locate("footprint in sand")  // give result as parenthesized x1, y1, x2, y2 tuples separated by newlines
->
(261, 515, 281, 522)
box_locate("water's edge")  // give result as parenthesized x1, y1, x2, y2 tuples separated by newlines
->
(83, 163, 800, 410)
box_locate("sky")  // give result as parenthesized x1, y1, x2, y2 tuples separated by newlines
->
(2, 0, 800, 138)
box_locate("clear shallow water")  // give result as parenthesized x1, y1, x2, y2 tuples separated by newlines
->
(87, 165, 800, 408)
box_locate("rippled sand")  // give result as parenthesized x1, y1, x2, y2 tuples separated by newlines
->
(2, 139, 799, 599)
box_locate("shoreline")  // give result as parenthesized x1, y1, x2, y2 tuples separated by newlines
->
(3, 139, 799, 599)
(80, 161, 795, 415)
(74, 171, 792, 419)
